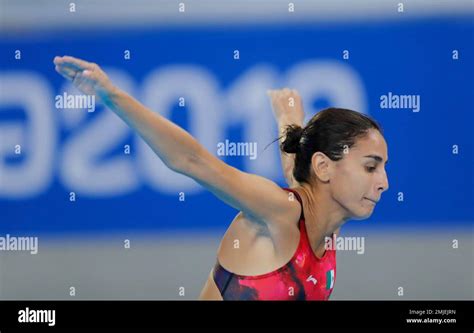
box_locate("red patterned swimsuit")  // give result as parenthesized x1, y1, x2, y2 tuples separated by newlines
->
(213, 188, 336, 300)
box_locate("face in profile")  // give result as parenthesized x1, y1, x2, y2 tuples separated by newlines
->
(329, 129, 389, 220)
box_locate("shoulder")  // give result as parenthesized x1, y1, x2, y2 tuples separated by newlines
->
(268, 187, 303, 229)
(243, 186, 302, 232)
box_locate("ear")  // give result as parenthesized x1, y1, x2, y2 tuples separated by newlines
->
(310, 152, 331, 183)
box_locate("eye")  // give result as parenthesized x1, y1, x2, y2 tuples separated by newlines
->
(365, 166, 376, 173)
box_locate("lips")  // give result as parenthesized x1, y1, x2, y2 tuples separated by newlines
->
(364, 197, 378, 204)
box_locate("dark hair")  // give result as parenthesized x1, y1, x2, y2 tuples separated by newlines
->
(281, 107, 383, 184)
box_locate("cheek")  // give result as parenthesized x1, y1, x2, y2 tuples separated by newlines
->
(332, 169, 368, 202)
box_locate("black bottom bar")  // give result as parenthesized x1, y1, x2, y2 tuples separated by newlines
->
(0, 300, 471, 330)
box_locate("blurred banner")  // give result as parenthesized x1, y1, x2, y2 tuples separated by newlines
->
(1, 1, 473, 302)
(1, 5, 473, 237)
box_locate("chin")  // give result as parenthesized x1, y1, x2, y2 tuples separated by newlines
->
(341, 201, 374, 220)
(351, 209, 374, 220)
(351, 215, 371, 221)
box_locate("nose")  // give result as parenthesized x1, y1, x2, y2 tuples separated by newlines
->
(377, 169, 389, 193)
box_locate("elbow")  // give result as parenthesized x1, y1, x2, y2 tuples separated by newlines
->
(168, 149, 202, 176)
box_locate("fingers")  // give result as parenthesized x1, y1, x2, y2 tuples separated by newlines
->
(53, 55, 99, 85)
(55, 64, 77, 80)
(55, 66, 76, 81)
(267, 88, 300, 99)
(72, 70, 88, 87)
(54, 55, 93, 71)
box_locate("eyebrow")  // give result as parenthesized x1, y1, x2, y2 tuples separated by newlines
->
(364, 155, 388, 165)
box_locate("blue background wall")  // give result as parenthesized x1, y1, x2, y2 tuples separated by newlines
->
(1, 17, 473, 235)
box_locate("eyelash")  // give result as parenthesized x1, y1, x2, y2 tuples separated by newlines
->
(366, 166, 376, 173)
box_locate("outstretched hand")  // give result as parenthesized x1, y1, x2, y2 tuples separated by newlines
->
(267, 88, 305, 126)
(53, 55, 116, 101)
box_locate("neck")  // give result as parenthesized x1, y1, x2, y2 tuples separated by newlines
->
(299, 182, 350, 237)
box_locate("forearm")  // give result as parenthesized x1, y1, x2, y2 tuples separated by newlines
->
(104, 88, 202, 172)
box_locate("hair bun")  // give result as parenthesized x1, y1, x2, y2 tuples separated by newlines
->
(281, 124, 304, 154)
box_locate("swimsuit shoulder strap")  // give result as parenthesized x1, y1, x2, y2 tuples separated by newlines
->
(282, 187, 304, 220)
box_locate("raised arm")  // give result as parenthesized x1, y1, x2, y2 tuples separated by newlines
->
(267, 89, 305, 188)
(267, 89, 341, 236)
(53, 56, 299, 227)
